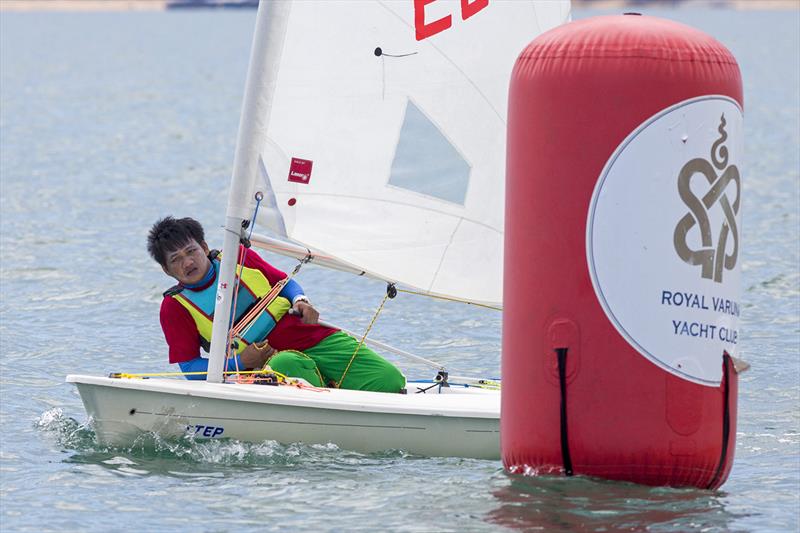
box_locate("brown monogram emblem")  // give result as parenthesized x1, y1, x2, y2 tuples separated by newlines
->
(673, 114, 740, 283)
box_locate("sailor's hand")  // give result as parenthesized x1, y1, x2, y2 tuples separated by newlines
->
(293, 301, 319, 325)
(240, 340, 275, 369)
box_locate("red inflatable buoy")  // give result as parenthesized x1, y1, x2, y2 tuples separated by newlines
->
(503, 14, 743, 488)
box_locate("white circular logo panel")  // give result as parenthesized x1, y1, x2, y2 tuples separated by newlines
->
(587, 96, 743, 386)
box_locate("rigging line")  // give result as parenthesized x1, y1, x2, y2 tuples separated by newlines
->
(231, 246, 312, 342)
(110, 369, 291, 379)
(225, 242, 247, 362)
(414, 381, 442, 394)
(395, 288, 502, 312)
(322, 321, 446, 371)
(226, 234, 249, 370)
(229, 209, 312, 345)
(230, 280, 287, 339)
(254, 241, 336, 263)
(225, 193, 263, 371)
(228, 246, 247, 374)
(232, 282, 285, 333)
(113, 368, 326, 392)
(446, 375, 501, 390)
(335, 291, 391, 389)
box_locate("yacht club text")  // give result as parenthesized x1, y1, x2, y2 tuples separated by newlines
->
(661, 290, 739, 344)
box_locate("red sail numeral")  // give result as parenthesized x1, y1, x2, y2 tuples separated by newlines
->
(414, 0, 489, 41)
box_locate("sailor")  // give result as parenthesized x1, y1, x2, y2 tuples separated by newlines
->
(147, 216, 405, 392)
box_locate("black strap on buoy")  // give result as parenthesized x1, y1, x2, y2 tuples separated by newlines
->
(556, 347, 574, 476)
(707, 352, 732, 489)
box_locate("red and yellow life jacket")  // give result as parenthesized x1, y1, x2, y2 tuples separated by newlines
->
(167, 252, 291, 355)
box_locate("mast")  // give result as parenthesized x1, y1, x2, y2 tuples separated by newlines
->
(207, 0, 292, 383)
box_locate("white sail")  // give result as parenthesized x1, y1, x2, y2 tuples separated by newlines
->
(65, 0, 574, 454)
(249, 0, 570, 307)
(66, 0, 574, 451)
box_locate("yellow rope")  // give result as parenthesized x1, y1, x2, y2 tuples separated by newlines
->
(396, 288, 502, 312)
(335, 291, 390, 389)
(474, 380, 501, 390)
(110, 369, 292, 381)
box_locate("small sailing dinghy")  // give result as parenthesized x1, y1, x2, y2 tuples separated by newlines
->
(67, 0, 570, 459)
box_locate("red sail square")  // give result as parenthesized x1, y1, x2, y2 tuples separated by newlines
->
(288, 157, 313, 184)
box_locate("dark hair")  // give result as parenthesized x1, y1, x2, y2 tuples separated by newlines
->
(147, 216, 206, 266)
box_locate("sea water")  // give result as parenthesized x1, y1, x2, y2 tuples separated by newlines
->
(1, 6, 798, 532)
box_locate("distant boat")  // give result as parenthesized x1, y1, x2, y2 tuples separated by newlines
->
(166, 0, 258, 10)
(67, 0, 570, 459)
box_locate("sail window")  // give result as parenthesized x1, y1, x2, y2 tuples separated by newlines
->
(388, 100, 470, 205)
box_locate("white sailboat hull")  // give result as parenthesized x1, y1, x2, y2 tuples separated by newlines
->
(66, 375, 500, 459)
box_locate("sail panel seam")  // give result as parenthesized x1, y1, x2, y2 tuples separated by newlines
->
(427, 217, 464, 294)
(278, 191, 502, 235)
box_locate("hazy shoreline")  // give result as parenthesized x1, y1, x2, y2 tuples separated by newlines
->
(1, 0, 798, 11)
(0, 0, 167, 11)
(573, 0, 799, 9)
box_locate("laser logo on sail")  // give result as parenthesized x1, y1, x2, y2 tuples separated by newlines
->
(288, 157, 313, 184)
(673, 114, 740, 283)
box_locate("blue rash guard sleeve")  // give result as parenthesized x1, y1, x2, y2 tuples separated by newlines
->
(178, 355, 245, 380)
(279, 278, 305, 304)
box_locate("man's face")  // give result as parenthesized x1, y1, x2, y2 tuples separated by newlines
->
(163, 239, 211, 285)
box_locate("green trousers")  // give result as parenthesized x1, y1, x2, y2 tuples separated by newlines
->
(267, 331, 405, 393)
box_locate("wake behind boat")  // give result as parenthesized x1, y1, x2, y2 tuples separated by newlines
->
(66, 0, 570, 459)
